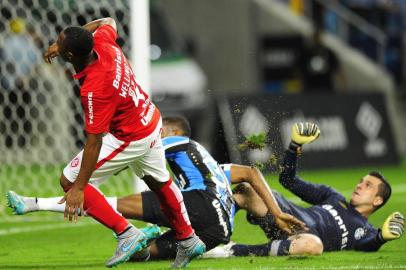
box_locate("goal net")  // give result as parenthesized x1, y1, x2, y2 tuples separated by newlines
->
(0, 0, 136, 220)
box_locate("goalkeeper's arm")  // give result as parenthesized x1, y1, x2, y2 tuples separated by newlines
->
(279, 122, 341, 205)
(355, 212, 404, 252)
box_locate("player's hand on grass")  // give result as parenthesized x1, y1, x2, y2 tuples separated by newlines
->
(275, 212, 309, 235)
(291, 122, 320, 147)
(59, 186, 84, 223)
(381, 212, 404, 241)
(44, 42, 59, 63)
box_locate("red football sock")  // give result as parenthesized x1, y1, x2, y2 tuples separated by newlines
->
(155, 179, 194, 239)
(82, 184, 129, 234)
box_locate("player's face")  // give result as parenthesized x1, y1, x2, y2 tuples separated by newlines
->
(161, 122, 183, 138)
(350, 175, 382, 207)
(161, 125, 173, 138)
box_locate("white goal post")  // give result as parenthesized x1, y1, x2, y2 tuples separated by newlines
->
(131, 0, 151, 193)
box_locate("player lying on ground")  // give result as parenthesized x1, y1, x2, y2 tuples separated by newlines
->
(43, 17, 204, 268)
(204, 123, 404, 258)
(7, 116, 307, 261)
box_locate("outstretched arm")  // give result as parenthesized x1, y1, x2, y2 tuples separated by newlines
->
(230, 164, 307, 234)
(356, 212, 405, 252)
(279, 148, 341, 204)
(280, 122, 342, 204)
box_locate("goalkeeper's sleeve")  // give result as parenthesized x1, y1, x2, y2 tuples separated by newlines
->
(354, 228, 386, 252)
(355, 211, 404, 252)
(280, 145, 343, 205)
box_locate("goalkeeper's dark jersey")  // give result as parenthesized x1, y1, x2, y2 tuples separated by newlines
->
(277, 150, 386, 252)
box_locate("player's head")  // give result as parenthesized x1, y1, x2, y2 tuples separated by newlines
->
(57, 26, 94, 62)
(350, 171, 391, 213)
(162, 116, 191, 138)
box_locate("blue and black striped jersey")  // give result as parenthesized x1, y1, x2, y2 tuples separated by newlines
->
(162, 136, 235, 230)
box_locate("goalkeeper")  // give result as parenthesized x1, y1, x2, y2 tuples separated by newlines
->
(206, 122, 404, 257)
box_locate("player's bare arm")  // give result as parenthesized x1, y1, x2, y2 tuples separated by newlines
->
(59, 133, 103, 222)
(44, 42, 59, 63)
(229, 164, 308, 234)
(81, 17, 117, 33)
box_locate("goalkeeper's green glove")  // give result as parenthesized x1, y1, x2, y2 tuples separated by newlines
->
(381, 212, 404, 241)
(289, 122, 321, 152)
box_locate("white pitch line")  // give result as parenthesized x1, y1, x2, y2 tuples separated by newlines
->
(0, 222, 95, 236)
(244, 265, 406, 270)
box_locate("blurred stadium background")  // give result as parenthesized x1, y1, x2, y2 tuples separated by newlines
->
(0, 0, 406, 268)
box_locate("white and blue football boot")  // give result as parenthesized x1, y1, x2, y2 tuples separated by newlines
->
(172, 233, 206, 268)
(6, 191, 38, 215)
(105, 225, 148, 268)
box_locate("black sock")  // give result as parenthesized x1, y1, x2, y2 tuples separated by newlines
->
(232, 242, 271, 257)
(269, 240, 291, 256)
(232, 240, 291, 257)
(129, 247, 150, 262)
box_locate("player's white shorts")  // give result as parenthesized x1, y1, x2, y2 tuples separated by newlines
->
(63, 119, 169, 185)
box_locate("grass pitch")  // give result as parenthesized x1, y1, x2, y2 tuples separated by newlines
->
(1, 160, 406, 269)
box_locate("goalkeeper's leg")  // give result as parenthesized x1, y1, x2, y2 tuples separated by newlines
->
(207, 233, 323, 258)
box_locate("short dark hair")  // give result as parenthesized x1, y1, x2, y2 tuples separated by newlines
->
(62, 26, 94, 57)
(369, 171, 391, 211)
(163, 116, 191, 137)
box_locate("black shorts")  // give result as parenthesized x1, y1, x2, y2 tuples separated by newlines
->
(141, 189, 232, 259)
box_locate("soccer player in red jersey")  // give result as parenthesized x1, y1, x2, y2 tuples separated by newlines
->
(43, 17, 205, 268)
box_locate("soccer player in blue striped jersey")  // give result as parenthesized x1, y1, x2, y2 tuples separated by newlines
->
(117, 116, 305, 260)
